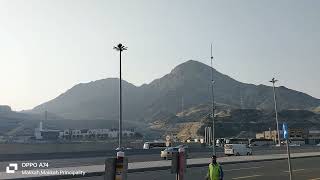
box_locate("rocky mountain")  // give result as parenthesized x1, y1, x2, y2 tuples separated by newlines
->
(30, 60, 320, 122)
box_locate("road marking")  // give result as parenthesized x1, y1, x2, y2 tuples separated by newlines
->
(283, 169, 305, 173)
(232, 175, 262, 179)
(224, 166, 264, 172)
(309, 178, 320, 180)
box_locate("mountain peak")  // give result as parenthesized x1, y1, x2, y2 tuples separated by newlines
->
(169, 60, 219, 80)
(171, 60, 209, 72)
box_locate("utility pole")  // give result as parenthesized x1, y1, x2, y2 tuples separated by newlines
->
(283, 123, 293, 180)
(286, 138, 293, 180)
(270, 78, 280, 146)
(114, 43, 127, 150)
(210, 43, 216, 156)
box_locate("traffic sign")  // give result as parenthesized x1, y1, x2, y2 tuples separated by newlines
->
(283, 123, 289, 140)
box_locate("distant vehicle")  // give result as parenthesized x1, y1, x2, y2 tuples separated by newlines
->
(249, 138, 274, 147)
(224, 144, 252, 156)
(216, 138, 226, 147)
(186, 139, 196, 143)
(143, 141, 167, 149)
(225, 138, 249, 145)
(115, 147, 133, 150)
(316, 143, 320, 146)
(160, 147, 179, 159)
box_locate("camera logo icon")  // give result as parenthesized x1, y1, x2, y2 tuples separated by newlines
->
(6, 163, 18, 174)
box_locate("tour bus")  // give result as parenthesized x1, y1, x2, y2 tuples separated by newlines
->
(143, 141, 168, 149)
(225, 138, 249, 145)
(249, 138, 274, 147)
(224, 143, 252, 156)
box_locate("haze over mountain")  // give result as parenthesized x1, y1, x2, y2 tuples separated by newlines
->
(30, 60, 320, 121)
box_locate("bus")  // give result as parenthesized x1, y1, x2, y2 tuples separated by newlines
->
(143, 141, 167, 149)
(249, 138, 274, 147)
(225, 138, 249, 145)
(224, 144, 252, 156)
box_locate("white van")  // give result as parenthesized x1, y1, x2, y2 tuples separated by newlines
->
(143, 141, 167, 149)
(224, 144, 252, 156)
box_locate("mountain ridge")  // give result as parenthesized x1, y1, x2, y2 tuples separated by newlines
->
(30, 60, 320, 121)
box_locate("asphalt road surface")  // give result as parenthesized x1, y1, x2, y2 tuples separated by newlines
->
(0, 146, 319, 171)
(66, 156, 320, 180)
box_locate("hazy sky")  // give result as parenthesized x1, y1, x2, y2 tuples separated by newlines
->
(0, 0, 319, 111)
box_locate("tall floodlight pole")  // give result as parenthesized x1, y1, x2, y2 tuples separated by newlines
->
(210, 44, 216, 156)
(114, 43, 127, 150)
(270, 78, 280, 146)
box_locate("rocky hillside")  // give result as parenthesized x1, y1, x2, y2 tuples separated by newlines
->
(150, 104, 320, 139)
(200, 108, 320, 138)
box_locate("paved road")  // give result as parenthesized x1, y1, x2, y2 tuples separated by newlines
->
(0, 146, 319, 172)
(67, 156, 320, 180)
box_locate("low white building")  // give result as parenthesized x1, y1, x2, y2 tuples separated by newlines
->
(60, 128, 135, 139)
(35, 118, 135, 140)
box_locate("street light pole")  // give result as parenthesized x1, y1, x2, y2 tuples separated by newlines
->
(210, 43, 216, 156)
(270, 78, 280, 146)
(114, 43, 127, 150)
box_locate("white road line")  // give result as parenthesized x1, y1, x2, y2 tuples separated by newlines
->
(283, 169, 305, 173)
(309, 178, 320, 180)
(224, 166, 264, 172)
(232, 175, 262, 179)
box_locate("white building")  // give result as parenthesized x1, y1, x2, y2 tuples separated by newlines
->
(60, 128, 135, 139)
